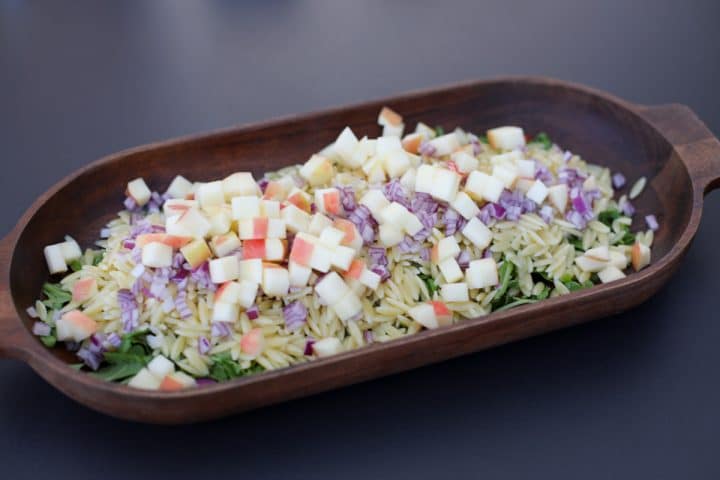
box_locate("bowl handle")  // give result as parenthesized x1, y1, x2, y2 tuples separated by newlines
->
(636, 103, 720, 196)
(0, 231, 32, 360)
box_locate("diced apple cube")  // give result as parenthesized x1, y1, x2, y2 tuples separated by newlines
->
(314, 271, 350, 306)
(312, 337, 343, 357)
(59, 238, 82, 262)
(142, 242, 173, 268)
(359, 268, 381, 290)
(209, 256, 240, 283)
(196, 180, 225, 209)
(315, 188, 342, 216)
(492, 164, 519, 189)
(343, 259, 365, 280)
(128, 368, 161, 390)
(378, 106, 403, 127)
(166, 208, 211, 238)
(163, 198, 198, 217)
(266, 219, 286, 239)
(135, 233, 193, 249)
(222, 172, 259, 199)
(408, 303, 438, 329)
(212, 301, 239, 323)
(490, 150, 523, 167)
(205, 205, 232, 236)
(309, 242, 332, 273)
(434, 236, 461, 262)
(333, 290, 363, 322)
(583, 176, 597, 191)
(430, 167, 461, 202)
(400, 167, 417, 191)
(308, 213, 333, 236)
(462, 217, 493, 249)
(237, 280, 258, 308)
(597, 266, 626, 284)
(210, 232, 241, 258)
(517, 159, 536, 178)
(526, 180, 549, 205)
(281, 203, 311, 233)
(180, 239, 212, 269)
(319, 226, 346, 249)
(414, 164, 435, 194)
(465, 171, 504, 203)
(330, 245, 356, 271)
(415, 122, 435, 139)
(585, 246, 610, 262)
(286, 187, 312, 213)
(450, 191, 480, 220)
(438, 257, 463, 283)
(56, 310, 97, 342)
(289, 260, 312, 287)
(428, 132, 460, 156)
(126, 178, 152, 206)
(238, 258, 263, 285)
(264, 238, 286, 262)
(231, 196, 260, 220)
(72, 277, 97, 304)
(333, 127, 359, 166)
(431, 301, 453, 327)
(378, 223, 404, 247)
(262, 177, 293, 201)
(402, 133, 423, 154)
(441, 282, 469, 302)
(362, 156, 387, 183)
(260, 199, 281, 218)
(609, 250, 629, 270)
(159, 372, 194, 391)
(516, 178, 535, 194)
(238, 218, 285, 240)
(147, 355, 175, 379)
(299, 154, 333, 186)
(451, 151, 479, 173)
(466, 258, 499, 289)
(487, 126, 526, 151)
(240, 328, 264, 358)
(289, 234, 315, 267)
(383, 149, 411, 178)
(631, 242, 651, 271)
(44, 244, 67, 274)
(574, 255, 607, 273)
(359, 189, 390, 219)
(333, 218, 363, 251)
(262, 266, 289, 297)
(548, 184, 568, 212)
(166, 175, 193, 199)
(215, 281, 242, 304)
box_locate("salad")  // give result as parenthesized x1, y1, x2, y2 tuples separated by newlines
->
(28, 107, 657, 391)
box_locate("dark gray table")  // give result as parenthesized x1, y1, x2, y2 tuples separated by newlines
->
(2, 1, 719, 478)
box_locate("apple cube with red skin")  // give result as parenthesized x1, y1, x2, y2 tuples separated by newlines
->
(166, 208, 211, 238)
(487, 126, 526, 151)
(281, 203, 311, 233)
(44, 244, 67, 274)
(315, 188, 342, 216)
(466, 258, 499, 289)
(210, 232, 241, 258)
(56, 310, 97, 342)
(342, 259, 381, 290)
(378, 106, 403, 128)
(402, 132, 423, 154)
(72, 277, 97, 304)
(465, 171, 504, 203)
(126, 178, 152, 206)
(166, 175, 194, 199)
(408, 301, 453, 330)
(526, 180, 549, 205)
(209, 256, 240, 283)
(440, 282, 469, 302)
(240, 328, 265, 358)
(299, 154, 333, 186)
(142, 242, 174, 268)
(262, 176, 294, 201)
(215, 281, 243, 304)
(262, 265, 289, 297)
(289, 260, 312, 287)
(196, 180, 225, 209)
(548, 184, 568, 212)
(177, 239, 210, 269)
(128, 368, 162, 390)
(286, 187, 312, 213)
(333, 219, 363, 251)
(238, 218, 286, 240)
(212, 301, 239, 323)
(164, 198, 197, 217)
(136, 233, 193, 249)
(290, 234, 331, 272)
(461, 217, 493, 250)
(312, 337, 343, 357)
(242, 238, 286, 262)
(308, 213, 333, 236)
(222, 172, 259, 199)
(631, 242, 651, 271)
(159, 371, 196, 391)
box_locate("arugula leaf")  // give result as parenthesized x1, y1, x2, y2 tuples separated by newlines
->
(493, 259, 515, 302)
(418, 273, 439, 296)
(103, 347, 151, 365)
(534, 285, 550, 300)
(68, 259, 83, 272)
(563, 281, 584, 292)
(598, 209, 621, 227)
(92, 362, 145, 382)
(92, 251, 104, 266)
(478, 134, 489, 144)
(40, 335, 57, 348)
(209, 352, 264, 382)
(42, 283, 72, 310)
(434, 125, 445, 136)
(567, 235, 584, 252)
(618, 230, 635, 246)
(118, 329, 151, 354)
(495, 298, 538, 312)
(530, 132, 552, 150)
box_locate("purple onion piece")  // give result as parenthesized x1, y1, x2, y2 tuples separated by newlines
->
(283, 301, 308, 332)
(645, 214, 659, 231)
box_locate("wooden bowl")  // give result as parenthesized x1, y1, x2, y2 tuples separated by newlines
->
(1, 77, 718, 424)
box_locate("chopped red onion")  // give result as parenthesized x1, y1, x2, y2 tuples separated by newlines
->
(483, 248, 493, 259)
(32, 321, 51, 337)
(565, 210, 587, 229)
(383, 180, 411, 208)
(443, 207, 467, 235)
(257, 177, 270, 193)
(397, 235, 421, 253)
(118, 289, 140, 332)
(123, 196, 138, 211)
(558, 168, 586, 188)
(348, 205, 377, 244)
(534, 161, 554, 184)
(419, 247, 431, 262)
(211, 321, 232, 338)
(304, 339, 315, 355)
(122, 239, 135, 250)
(371, 265, 390, 282)
(196, 378, 218, 387)
(563, 150, 572, 162)
(645, 214, 659, 231)
(539, 205, 555, 224)
(410, 192, 440, 215)
(190, 262, 216, 291)
(246, 305, 260, 320)
(619, 198, 636, 216)
(310, 202, 317, 214)
(131, 264, 145, 278)
(105, 332, 122, 348)
(283, 301, 308, 332)
(77, 346, 102, 370)
(26, 306, 38, 319)
(337, 185, 357, 212)
(364, 330, 375, 344)
(456, 250, 471, 268)
(198, 336, 211, 355)
(100, 228, 111, 238)
(174, 290, 192, 319)
(612, 172, 626, 189)
(419, 141, 437, 156)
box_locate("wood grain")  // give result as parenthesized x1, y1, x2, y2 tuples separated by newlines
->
(0, 77, 719, 423)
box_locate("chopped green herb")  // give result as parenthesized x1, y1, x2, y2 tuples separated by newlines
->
(434, 125, 445, 136)
(418, 273, 439, 296)
(118, 329, 151, 354)
(563, 281, 584, 292)
(68, 259, 83, 272)
(559, 272, 573, 283)
(491, 259, 517, 309)
(208, 352, 264, 382)
(495, 298, 538, 312)
(618, 230, 635, 246)
(92, 361, 146, 382)
(534, 285, 550, 300)
(478, 134, 488, 144)
(530, 132, 552, 150)
(41, 283, 72, 310)
(567, 235, 584, 252)
(40, 335, 57, 348)
(92, 251, 104, 266)
(598, 209, 621, 227)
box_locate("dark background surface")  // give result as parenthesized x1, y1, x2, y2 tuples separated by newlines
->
(1, 1, 719, 478)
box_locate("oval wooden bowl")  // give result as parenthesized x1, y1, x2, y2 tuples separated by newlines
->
(1, 77, 719, 424)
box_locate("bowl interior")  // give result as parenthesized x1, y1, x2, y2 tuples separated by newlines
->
(9, 79, 691, 363)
